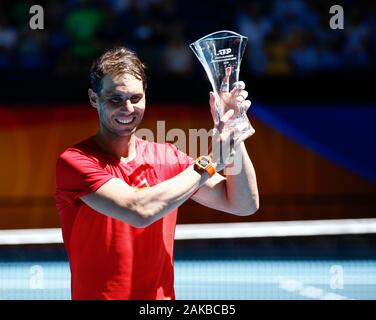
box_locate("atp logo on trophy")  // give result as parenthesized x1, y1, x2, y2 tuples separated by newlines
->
(215, 48, 232, 56)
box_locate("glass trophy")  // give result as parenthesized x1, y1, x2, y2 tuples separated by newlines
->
(190, 30, 253, 139)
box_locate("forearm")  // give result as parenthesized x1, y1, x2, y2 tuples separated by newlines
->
(223, 142, 259, 215)
(132, 164, 209, 226)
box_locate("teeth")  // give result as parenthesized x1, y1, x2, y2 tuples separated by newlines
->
(117, 118, 133, 124)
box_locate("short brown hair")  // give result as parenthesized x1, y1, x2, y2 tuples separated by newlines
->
(90, 47, 147, 95)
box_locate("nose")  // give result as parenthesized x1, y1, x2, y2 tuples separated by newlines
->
(121, 99, 134, 114)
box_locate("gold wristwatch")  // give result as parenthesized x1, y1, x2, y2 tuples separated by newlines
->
(194, 156, 216, 177)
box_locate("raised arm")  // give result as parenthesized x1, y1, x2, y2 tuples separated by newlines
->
(191, 80, 259, 216)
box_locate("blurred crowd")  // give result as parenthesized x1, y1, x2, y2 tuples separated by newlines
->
(0, 0, 374, 78)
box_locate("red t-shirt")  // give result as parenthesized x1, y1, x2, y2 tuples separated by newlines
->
(55, 136, 192, 300)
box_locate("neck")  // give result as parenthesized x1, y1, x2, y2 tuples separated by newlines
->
(95, 128, 136, 162)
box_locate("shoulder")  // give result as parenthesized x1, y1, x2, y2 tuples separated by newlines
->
(56, 137, 105, 170)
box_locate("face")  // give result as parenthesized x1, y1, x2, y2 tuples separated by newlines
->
(89, 73, 145, 137)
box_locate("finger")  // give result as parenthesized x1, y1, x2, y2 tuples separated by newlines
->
(230, 81, 245, 94)
(235, 90, 248, 104)
(220, 109, 234, 124)
(239, 90, 248, 100)
(216, 109, 234, 133)
(240, 100, 252, 112)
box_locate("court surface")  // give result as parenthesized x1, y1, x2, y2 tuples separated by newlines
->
(1, 220, 375, 300)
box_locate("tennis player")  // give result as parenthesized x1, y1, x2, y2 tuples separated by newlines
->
(55, 47, 259, 300)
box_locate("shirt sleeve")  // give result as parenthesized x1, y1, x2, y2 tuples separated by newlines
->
(56, 149, 114, 206)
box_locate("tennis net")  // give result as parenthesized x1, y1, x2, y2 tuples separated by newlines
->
(1, 218, 376, 300)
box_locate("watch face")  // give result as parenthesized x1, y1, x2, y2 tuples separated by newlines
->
(199, 157, 209, 167)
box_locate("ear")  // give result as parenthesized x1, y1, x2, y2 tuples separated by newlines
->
(88, 89, 99, 109)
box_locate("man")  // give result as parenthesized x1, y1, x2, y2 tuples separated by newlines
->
(55, 47, 259, 300)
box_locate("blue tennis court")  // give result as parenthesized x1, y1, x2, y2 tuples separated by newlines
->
(1, 259, 375, 300)
(1, 220, 375, 300)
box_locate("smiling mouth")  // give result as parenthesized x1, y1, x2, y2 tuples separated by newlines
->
(115, 117, 136, 125)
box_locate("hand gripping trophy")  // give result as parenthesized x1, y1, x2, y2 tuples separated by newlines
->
(190, 30, 254, 140)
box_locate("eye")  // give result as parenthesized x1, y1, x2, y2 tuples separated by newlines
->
(130, 95, 142, 104)
(110, 97, 122, 104)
